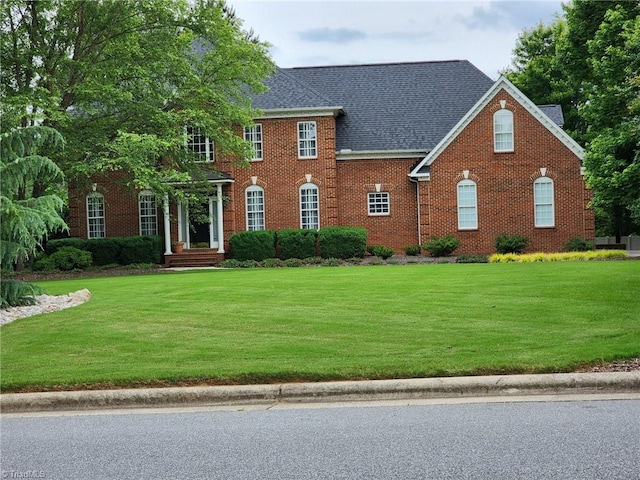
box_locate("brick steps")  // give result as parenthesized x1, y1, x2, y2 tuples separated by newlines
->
(163, 249, 225, 268)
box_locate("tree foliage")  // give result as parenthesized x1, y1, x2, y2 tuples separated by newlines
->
(504, 1, 640, 238)
(0, 126, 67, 306)
(1, 0, 275, 200)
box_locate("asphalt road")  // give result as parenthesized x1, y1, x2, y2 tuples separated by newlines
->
(2, 398, 639, 479)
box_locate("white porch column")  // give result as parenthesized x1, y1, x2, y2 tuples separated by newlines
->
(216, 184, 225, 253)
(163, 193, 172, 255)
(208, 196, 215, 248)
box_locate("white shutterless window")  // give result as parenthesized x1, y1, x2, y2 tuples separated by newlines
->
(244, 124, 263, 161)
(186, 126, 214, 162)
(86, 192, 105, 238)
(534, 177, 555, 227)
(493, 109, 514, 152)
(297, 121, 317, 159)
(245, 185, 265, 231)
(139, 190, 158, 235)
(300, 183, 319, 229)
(457, 179, 478, 230)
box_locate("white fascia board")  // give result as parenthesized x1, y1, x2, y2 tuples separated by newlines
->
(408, 76, 584, 178)
(336, 149, 427, 161)
(254, 106, 345, 119)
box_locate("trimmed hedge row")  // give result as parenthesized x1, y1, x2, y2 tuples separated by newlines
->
(229, 227, 367, 262)
(45, 235, 163, 266)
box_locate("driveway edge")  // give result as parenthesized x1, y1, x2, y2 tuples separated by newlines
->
(2, 372, 639, 413)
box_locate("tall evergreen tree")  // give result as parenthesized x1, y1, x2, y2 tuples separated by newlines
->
(0, 126, 67, 307)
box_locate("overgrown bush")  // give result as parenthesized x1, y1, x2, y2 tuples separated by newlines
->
(423, 235, 461, 257)
(229, 230, 276, 261)
(564, 236, 594, 252)
(403, 244, 421, 256)
(371, 245, 395, 259)
(277, 229, 317, 260)
(494, 234, 529, 254)
(35, 246, 92, 271)
(318, 227, 367, 259)
(456, 254, 489, 263)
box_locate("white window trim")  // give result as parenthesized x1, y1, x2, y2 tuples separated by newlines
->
(299, 182, 320, 229)
(245, 185, 265, 231)
(244, 124, 263, 161)
(493, 109, 514, 153)
(534, 177, 555, 228)
(367, 192, 390, 216)
(186, 125, 215, 162)
(457, 179, 478, 230)
(297, 121, 317, 159)
(86, 192, 105, 239)
(138, 190, 158, 236)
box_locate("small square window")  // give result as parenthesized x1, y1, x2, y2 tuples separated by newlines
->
(368, 192, 390, 216)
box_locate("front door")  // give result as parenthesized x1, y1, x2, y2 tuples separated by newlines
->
(178, 198, 219, 249)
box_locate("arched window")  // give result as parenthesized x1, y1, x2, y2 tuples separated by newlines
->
(493, 109, 514, 152)
(534, 177, 555, 227)
(457, 179, 478, 230)
(139, 190, 157, 235)
(245, 185, 265, 231)
(299, 183, 319, 229)
(86, 192, 105, 238)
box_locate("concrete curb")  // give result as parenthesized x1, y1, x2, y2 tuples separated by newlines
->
(1, 372, 639, 414)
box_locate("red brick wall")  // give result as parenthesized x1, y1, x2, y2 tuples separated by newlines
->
(418, 89, 593, 254)
(336, 158, 419, 250)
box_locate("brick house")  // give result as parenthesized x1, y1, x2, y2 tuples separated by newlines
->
(67, 61, 593, 265)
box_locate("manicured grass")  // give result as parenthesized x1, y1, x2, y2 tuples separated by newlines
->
(1, 262, 639, 392)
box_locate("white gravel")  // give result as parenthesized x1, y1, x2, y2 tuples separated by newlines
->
(0, 289, 92, 326)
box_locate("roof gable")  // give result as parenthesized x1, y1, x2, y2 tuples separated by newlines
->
(409, 76, 584, 178)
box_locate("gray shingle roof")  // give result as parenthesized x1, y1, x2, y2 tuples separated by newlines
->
(537, 104, 565, 127)
(250, 60, 494, 152)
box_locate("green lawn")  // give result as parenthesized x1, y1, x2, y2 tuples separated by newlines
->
(1, 262, 639, 392)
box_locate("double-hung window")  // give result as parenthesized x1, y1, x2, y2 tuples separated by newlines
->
(368, 192, 390, 216)
(87, 193, 105, 238)
(245, 185, 265, 231)
(300, 183, 319, 229)
(493, 109, 514, 152)
(457, 180, 478, 230)
(298, 121, 317, 158)
(139, 191, 158, 235)
(534, 177, 555, 227)
(244, 124, 263, 161)
(187, 126, 214, 162)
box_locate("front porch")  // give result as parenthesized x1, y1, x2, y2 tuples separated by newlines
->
(164, 249, 226, 268)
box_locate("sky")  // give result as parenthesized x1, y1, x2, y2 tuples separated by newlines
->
(227, 0, 566, 79)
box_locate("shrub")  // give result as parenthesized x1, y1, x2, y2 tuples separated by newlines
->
(229, 230, 276, 261)
(262, 258, 285, 268)
(302, 256, 323, 265)
(371, 245, 395, 259)
(218, 259, 242, 268)
(35, 246, 92, 271)
(403, 244, 421, 256)
(564, 236, 594, 252)
(494, 234, 529, 254)
(322, 257, 342, 266)
(1, 280, 44, 308)
(239, 260, 260, 268)
(488, 250, 628, 263)
(423, 235, 461, 257)
(283, 258, 304, 267)
(367, 256, 385, 265)
(45, 235, 162, 266)
(456, 254, 489, 263)
(277, 229, 317, 260)
(318, 227, 367, 259)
